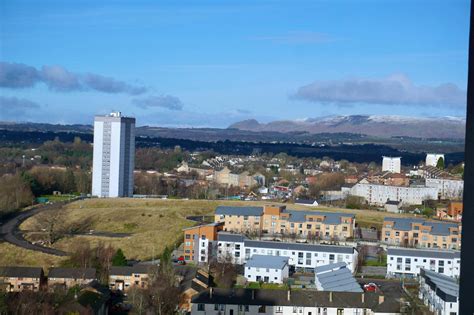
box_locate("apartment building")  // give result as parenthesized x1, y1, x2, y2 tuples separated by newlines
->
(381, 217, 461, 249)
(92, 111, 135, 198)
(425, 178, 464, 200)
(0, 267, 44, 292)
(48, 267, 96, 289)
(386, 247, 460, 278)
(214, 167, 265, 188)
(183, 222, 224, 263)
(214, 205, 355, 240)
(191, 288, 400, 315)
(109, 265, 150, 292)
(217, 232, 358, 273)
(350, 179, 438, 206)
(382, 156, 401, 173)
(419, 269, 459, 315)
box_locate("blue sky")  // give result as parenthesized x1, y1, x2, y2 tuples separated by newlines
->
(0, 0, 470, 127)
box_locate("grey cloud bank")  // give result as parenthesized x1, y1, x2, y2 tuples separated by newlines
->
(0, 62, 147, 95)
(0, 96, 41, 120)
(132, 95, 184, 110)
(293, 74, 466, 107)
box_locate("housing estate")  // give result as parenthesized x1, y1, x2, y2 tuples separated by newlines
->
(217, 232, 358, 273)
(214, 205, 355, 240)
(419, 269, 459, 315)
(350, 179, 438, 206)
(190, 288, 401, 315)
(386, 247, 460, 278)
(381, 217, 461, 249)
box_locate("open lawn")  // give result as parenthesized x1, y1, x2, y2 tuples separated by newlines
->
(14, 198, 415, 265)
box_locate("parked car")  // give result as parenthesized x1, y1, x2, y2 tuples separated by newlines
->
(363, 283, 378, 292)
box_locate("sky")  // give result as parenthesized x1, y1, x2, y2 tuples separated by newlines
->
(0, 0, 471, 127)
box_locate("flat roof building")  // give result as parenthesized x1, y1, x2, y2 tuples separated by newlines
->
(92, 111, 136, 198)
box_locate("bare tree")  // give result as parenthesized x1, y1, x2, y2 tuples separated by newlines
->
(210, 253, 237, 288)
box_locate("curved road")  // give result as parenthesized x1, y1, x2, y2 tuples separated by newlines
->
(0, 202, 69, 256)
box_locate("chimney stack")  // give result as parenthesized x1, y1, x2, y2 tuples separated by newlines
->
(378, 295, 385, 304)
(252, 290, 255, 300)
(210, 287, 213, 299)
(329, 291, 333, 302)
(287, 290, 291, 301)
(361, 293, 365, 303)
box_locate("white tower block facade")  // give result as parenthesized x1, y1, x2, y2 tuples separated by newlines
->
(382, 156, 401, 173)
(92, 112, 135, 197)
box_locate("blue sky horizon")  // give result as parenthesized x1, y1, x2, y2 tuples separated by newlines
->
(0, 0, 471, 127)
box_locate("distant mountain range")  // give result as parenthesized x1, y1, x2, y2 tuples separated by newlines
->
(228, 115, 466, 139)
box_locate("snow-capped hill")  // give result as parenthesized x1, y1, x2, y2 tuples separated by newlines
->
(228, 115, 465, 139)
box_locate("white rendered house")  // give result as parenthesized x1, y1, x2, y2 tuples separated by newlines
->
(245, 255, 289, 284)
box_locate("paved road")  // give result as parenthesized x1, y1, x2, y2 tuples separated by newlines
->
(0, 203, 68, 256)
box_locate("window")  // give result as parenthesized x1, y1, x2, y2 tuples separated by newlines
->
(258, 305, 266, 313)
(197, 304, 205, 311)
(276, 306, 283, 313)
(245, 305, 249, 312)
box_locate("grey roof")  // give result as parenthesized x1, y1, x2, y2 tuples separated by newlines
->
(48, 268, 96, 279)
(218, 232, 247, 243)
(245, 239, 355, 254)
(0, 266, 43, 278)
(385, 217, 459, 235)
(421, 269, 459, 300)
(215, 206, 263, 216)
(315, 263, 363, 293)
(246, 255, 289, 269)
(387, 247, 460, 259)
(215, 206, 354, 225)
(315, 262, 347, 273)
(192, 288, 399, 313)
(295, 199, 317, 205)
(385, 200, 401, 205)
(110, 265, 151, 276)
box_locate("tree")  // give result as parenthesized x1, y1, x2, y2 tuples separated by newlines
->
(436, 157, 445, 170)
(112, 248, 127, 266)
(209, 254, 237, 288)
(0, 173, 34, 216)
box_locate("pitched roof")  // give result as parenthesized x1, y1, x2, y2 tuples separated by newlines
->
(314, 263, 362, 293)
(246, 255, 289, 269)
(0, 266, 43, 278)
(421, 269, 459, 301)
(49, 268, 96, 279)
(218, 232, 246, 243)
(384, 217, 459, 235)
(192, 288, 397, 312)
(295, 199, 318, 205)
(215, 206, 354, 225)
(387, 247, 460, 259)
(110, 265, 151, 276)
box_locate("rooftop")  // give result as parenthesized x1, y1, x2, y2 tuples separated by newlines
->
(421, 269, 459, 301)
(315, 263, 363, 293)
(0, 266, 43, 278)
(384, 217, 459, 236)
(110, 265, 151, 276)
(244, 239, 355, 254)
(192, 288, 398, 313)
(246, 255, 289, 269)
(387, 247, 460, 259)
(215, 206, 354, 225)
(49, 267, 96, 279)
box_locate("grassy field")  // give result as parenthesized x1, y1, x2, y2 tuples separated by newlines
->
(12, 198, 415, 266)
(0, 242, 65, 270)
